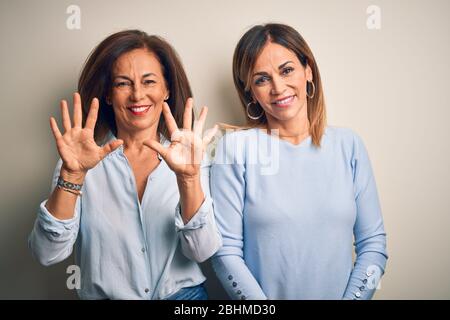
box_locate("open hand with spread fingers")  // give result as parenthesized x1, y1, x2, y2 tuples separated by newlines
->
(144, 97, 218, 179)
(50, 92, 123, 180)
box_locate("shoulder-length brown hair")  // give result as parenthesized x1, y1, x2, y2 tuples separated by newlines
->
(232, 23, 326, 147)
(78, 30, 192, 145)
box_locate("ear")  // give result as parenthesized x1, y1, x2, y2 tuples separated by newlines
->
(305, 64, 313, 82)
(106, 95, 112, 106)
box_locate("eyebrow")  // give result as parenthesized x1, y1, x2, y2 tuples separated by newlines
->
(113, 73, 157, 81)
(252, 61, 294, 77)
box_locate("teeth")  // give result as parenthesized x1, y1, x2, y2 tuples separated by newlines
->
(130, 106, 149, 112)
(275, 96, 294, 105)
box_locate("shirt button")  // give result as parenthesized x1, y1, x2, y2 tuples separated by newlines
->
(236, 290, 242, 294)
(144, 288, 150, 293)
(360, 286, 365, 291)
(241, 295, 246, 300)
(232, 282, 237, 287)
(363, 279, 367, 284)
(366, 270, 374, 276)
(228, 275, 233, 280)
(355, 292, 361, 298)
(141, 247, 146, 253)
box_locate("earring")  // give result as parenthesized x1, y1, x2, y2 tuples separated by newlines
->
(246, 101, 264, 120)
(306, 80, 315, 99)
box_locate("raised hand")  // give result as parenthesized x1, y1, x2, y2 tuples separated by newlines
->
(50, 93, 123, 177)
(144, 98, 218, 179)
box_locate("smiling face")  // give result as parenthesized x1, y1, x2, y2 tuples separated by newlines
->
(250, 41, 312, 127)
(108, 48, 169, 136)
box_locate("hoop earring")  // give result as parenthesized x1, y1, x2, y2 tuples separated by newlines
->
(306, 80, 316, 99)
(246, 101, 264, 120)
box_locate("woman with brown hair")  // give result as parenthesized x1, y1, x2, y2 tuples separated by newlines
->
(28, 30, 221, 299)
(211, 23, 388, 300)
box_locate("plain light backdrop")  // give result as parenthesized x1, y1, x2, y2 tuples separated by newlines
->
(0, 0, 449, 299)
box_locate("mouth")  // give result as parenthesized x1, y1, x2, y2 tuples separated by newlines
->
(271, 95, 295, 108)
(127, 105, 152, 116)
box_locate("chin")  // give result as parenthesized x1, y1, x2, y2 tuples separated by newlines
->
(129, 118, 157, 130)
(272, 108, 301, 121)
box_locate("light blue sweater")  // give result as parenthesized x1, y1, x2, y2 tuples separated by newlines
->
(211, 127, 388, 300)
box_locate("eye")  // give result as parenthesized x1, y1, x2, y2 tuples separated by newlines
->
(255, 75, 270, 85)
(114, 81, 130, 87)
(282, 67, 294, 75)
(143, 79, 156, 85)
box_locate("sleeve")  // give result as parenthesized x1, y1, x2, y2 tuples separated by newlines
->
(174, 153, 223, 263)
(28, 159, 81, 266)
(342, 133, 388, 300)
(210, 134, 267, 300)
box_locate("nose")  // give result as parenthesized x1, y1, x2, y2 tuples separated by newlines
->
(131, 83, 145, 102)
(270, 75, 287, 95)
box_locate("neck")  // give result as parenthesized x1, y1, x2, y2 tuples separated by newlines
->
(266, 106, 310, 145)
(117, 126, 159, 155)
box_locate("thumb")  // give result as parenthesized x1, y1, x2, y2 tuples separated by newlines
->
(143, 140, 167, 160)
(101, 139, 123, 157)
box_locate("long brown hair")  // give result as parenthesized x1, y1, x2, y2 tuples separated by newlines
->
(232, 23, 326, 147)
(78, 30, 192, 144)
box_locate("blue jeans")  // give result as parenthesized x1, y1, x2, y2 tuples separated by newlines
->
(165, 283, 208, 300)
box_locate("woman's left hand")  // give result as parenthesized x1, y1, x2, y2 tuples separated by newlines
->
(144, 98, 217, 179)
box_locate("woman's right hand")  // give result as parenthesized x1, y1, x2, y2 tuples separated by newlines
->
(50, 92, 123, 182)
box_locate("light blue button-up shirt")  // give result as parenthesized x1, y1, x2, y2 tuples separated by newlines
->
(211, 127, 388, 300)
(29, 139, 222, 299)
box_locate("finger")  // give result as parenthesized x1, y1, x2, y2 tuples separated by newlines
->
(193, 106, 208, 135)
(202, 124, 219, 147)
(100, 139, 123, 158)
(162, 102, 179, 136)
(143, 140, 168, 159)
(73, 92, 83, 128)
(60, 100, 71, 132)
(183, 97, 194, 130)
(85, 97, 99, 130)
(170, 130, 183, 143)
(49, 117, 63, 140)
